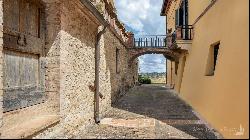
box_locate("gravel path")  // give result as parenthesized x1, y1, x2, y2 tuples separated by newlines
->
(75, 84, 221, 139)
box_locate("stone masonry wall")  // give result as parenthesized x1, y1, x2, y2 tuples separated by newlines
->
(102, 30, 129, 104)
(35, 0, 138, 137)
(0, 0, 3, 135)
(58, 0, 138, 135)
(43, 0, 62, 116)
(59, 0, 99, 135)
(0, 0, 138, 138)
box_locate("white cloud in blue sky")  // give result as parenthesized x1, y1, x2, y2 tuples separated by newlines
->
(115, 0, 166, 73)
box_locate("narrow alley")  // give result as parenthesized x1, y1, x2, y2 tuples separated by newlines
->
(74, 84, 220, 139)
(0, 0, 248, 139)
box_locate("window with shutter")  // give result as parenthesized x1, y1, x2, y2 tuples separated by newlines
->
(175, 9, 179, 26)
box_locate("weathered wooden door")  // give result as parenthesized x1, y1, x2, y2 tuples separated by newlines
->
(3, 0, 46, 112)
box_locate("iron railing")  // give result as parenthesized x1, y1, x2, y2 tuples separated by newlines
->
(132, 25, 193, 48)
(176, 25, 193, 40)
(134, 35, 167, 48)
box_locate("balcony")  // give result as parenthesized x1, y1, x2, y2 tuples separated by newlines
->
(127, 25, 193, 50)
(171, 25, 193, 52)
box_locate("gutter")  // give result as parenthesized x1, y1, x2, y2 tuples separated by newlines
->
(160, 0, 169, 16)
(80, 0, 109, 26)
(80, 0, 129, 47)
(80, 0, 109, 123)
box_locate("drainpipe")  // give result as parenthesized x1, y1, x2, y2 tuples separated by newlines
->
(94, 26, 107, 123)
(170, 61, 173, 88)
(166, 58, 168, 85)
(80, 0, 109, 123)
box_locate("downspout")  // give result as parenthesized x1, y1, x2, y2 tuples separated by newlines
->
(79, 0, 109, 123)
(94, 26, 107, 123)
(166, 58, 168, 85)
(170, 61, 173, 88)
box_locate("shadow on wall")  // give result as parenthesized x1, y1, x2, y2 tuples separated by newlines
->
(46, 0, 137, 134)
(103, 31, 137, 105)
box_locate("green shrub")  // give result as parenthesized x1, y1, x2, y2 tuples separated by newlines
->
(138, 75, 151, 84)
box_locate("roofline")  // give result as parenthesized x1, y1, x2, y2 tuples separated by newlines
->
(160, 0, 168, 16)
(160, 0, 175, 16)
(80, 0, 109, 26)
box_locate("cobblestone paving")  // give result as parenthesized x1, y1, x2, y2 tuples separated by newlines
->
(75, 84, 221, 139)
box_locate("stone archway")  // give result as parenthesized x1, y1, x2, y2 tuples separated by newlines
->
(127, 47, 185, 66)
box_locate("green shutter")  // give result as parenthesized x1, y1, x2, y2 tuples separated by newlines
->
(175, 9, 179, 26)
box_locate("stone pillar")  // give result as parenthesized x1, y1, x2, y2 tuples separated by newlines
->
(0, 0, 3, 133)
(44, 0, 62, 115)
(127, 32, 134, 48)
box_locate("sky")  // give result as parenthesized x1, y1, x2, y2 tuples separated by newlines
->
(115, 0, 166, 73)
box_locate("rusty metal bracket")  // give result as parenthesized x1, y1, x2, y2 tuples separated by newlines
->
(88, 84, 104, 99)
(88, 84, 96, 92)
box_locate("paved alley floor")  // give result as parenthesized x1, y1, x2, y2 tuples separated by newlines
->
(76, 84, 221, 139)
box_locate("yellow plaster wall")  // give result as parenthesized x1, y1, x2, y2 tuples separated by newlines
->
(166, 59, 178, 88)
(174, 54, 186, 92)
(167, 60, 172, 85)
(179, 0, 249, 138)
(188, 0, 213, 24)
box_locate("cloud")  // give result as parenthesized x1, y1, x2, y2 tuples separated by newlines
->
(116, 0, 165, 35)
(138, 54, 166, 73)
(115, 0, 166, 73)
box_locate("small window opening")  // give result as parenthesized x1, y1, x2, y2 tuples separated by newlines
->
(116, 48, 120, 74)
(205, 42, 220, 76)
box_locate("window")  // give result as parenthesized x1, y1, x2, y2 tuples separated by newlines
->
(205, 42, 220, 76)
(175, 9, 179, 26)
(116, 48, 120, 73)
(4, 0, 42, 37)
(175, 0, 188, 27)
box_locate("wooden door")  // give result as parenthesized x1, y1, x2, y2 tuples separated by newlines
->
(3, 0, 46, 112)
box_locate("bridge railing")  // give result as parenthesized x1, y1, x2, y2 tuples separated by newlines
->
(134, 35, 170, 48)
(132, 26, 192, 48)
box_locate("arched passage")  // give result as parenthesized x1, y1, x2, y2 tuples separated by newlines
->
(138, 54, 166, 84)
(128, 47, 184, 66)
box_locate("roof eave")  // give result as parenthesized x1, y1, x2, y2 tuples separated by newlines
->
(160, 0, 168, 16)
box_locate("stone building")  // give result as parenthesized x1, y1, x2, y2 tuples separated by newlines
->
(0, 0, 138, 138)
(161, 0, 249, 138)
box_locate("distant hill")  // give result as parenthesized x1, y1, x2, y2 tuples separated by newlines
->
(139, 72, 166, 84)
(139, 72, 166, 78)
